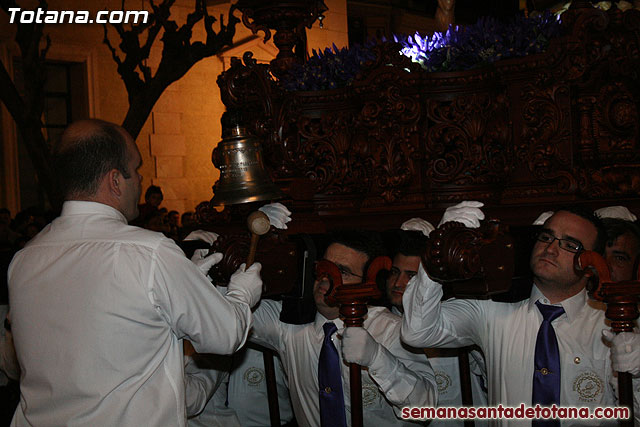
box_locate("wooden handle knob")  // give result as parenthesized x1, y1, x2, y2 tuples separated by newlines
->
(248, 211, 270, 236)
(246, 211, 270, 268)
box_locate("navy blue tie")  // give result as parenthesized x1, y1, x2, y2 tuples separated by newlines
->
(532, 301, 565, 427)
(318, 322, 347, 427)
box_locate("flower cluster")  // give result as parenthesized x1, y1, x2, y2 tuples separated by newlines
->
(397, 11, 562, 72)
(280, 43, 377, 92)
(279, 12, 562, 91)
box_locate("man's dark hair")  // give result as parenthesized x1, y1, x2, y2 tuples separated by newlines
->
(325, 230, 387, 277)
(145, 185, 163, 201)
(553, 205, 607, 254)
(602, 218, 640, 249)
(53, 121, 131, 199)
(395, 230, 429, 257)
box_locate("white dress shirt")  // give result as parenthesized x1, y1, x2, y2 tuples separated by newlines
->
(391, 306, 488, 426)
(184, 345, 294, 427)
(401, 265, 640, 426)
(0, 304, 19, 384)
(228, 346, 294, 426)
(185, 354, 241, 427)
(8, 201, 254, 427)
(251, 300, 437, 426)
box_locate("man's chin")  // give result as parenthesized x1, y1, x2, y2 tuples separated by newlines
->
(390, 296, 402, 307)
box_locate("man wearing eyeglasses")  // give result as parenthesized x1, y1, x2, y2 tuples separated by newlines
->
(401, 205, 640, 426)
(250, 230, 438, 426)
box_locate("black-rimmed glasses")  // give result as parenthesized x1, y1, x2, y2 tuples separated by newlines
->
(536, 231, 583, 253)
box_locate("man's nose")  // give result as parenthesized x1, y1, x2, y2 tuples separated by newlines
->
(393, 275, 408, 289)
(397, 276, 410, 289)
(543, 238, 560, 254)
(388, 274, 400, 288)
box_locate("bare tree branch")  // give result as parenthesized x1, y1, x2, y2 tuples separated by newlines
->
(103, 0, 240, 139)
(0, 0, 63, 208)
(0, 0, 242, 208)
(103, 25, 123, 68)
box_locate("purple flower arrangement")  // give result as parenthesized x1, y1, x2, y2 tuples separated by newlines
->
(280, 43, 377, 92)
(398, 11, 562, 72)
(280, 11, 562, 91)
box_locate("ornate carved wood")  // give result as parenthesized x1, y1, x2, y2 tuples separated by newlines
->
(208, 228, 300, 297)
(233, 1, 328, 78)
(422, 220, 515, 298)
(208, 4, 640, 233)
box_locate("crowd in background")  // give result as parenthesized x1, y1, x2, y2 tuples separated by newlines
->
(0, 185, 196, 256)
(129, 184, 196, 241)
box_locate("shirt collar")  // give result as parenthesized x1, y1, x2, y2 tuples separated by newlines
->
(313, 305, 390, 335)
(528, 284, 588, 322)
(314, 312, 344, 334)
(61, 201, 128, 224)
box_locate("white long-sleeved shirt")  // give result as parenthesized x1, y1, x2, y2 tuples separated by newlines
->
(228, 346, 294, 426)
(251, 299, 437, 426)
(8, 201, 254, 427)
(391, 306, 488, 426)
(401, 264, 640, 426)
(185, 354, 241, 427)
(184, 345, 294, 427)
(0, 304, 19, 384)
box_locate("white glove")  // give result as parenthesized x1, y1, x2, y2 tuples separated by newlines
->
(401, 218, 435, 237)
(533, 211, 554, 225)
(595, 206, 637, 222)
(190, 249, 223, 276)
(438, 201, 485, 228)
(602, 330, 640, 377)
(226, 262, 263, 308)
(341, 327, 380, 367)
(258, 202, 292, 230)
(184, 230, 219, 245)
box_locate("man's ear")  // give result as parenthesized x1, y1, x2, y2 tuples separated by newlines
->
(107, 169, 123, 196)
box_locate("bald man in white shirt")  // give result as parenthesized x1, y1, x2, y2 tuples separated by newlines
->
(9, 119, 262, 426)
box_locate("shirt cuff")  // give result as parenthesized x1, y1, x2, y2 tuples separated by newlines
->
(367, 344, 414, 404)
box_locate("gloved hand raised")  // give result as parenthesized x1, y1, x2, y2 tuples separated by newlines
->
(341, 327, 381, 367)
(595, 206, 637, 222)
(258, 202, 292, 230)
(438, 201, 485, 228)
(401, 218, 435, 237)
(532, 211, 554, 226)
(602, 330, 640, 377)
(226, 262, 263, 308)
(190, 249, 223, 278)
(184, 230, 219, 245)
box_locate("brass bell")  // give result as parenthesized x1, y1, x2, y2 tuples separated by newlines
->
(210, 123, 285, 206)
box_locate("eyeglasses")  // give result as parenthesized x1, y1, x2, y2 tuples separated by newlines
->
(536, 231, 583, 253)
(314, 262, 363, 283)
(336, 265, 363, 281)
